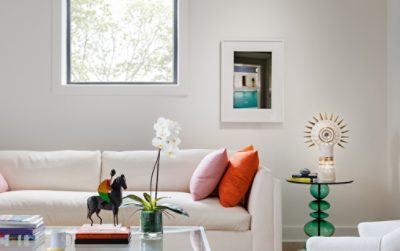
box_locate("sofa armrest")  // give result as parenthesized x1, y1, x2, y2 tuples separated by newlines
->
(358, 220, 400, 237)
(273, 177, 282, 251)
(306, 237, 381, 251)
(247, 166, 282, 251)
(381, 227, 400, 251)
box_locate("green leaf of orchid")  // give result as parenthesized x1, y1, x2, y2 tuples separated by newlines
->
(124, 194, 150, 208)
(121, 202, 144, 209)
(143, 193, 152, 203)
(157, 203, 189, 217)
(155, 197, 168, 202)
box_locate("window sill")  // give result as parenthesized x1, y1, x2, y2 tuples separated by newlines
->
(51, 83, 188, 96)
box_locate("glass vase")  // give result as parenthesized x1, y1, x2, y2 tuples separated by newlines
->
(141, 210, 163, 239)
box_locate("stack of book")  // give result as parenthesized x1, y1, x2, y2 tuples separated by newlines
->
(0, 215, 44, 241)
(75, 224, 130, 244)
(288, 173, 318, 183)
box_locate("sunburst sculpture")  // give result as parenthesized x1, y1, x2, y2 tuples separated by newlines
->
(304, 113, 349, 182)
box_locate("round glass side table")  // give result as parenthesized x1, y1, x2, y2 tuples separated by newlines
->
(287, 179, 354, 238)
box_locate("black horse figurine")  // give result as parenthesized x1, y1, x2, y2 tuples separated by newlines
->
(87, 174, 127, 226)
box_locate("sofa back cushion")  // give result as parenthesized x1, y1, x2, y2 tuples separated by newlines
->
(0, 151, 101, 191)
(102, 150, 211, 192)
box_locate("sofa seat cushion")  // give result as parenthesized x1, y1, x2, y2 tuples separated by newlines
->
(126, 191, 251, 231)
(0, 191, 250, 231)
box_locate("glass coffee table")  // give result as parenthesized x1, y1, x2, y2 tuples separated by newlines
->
(0, 226, 211, 251)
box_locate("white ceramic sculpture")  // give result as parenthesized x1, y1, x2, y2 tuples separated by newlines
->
(305, 113, 349, 182)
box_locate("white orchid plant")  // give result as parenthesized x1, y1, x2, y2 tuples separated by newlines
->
(151, 117, 181, 159)
(123, 118, 188, 217)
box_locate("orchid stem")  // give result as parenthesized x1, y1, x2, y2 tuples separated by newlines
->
(155, 150, 161, 202)
(149, 149, 161, 199)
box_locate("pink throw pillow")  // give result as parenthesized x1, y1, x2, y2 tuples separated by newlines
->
(0, 173, 9, 193)
(190, 149, 229, 201)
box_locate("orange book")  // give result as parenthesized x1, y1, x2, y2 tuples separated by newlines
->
(75, 224, 130, 240)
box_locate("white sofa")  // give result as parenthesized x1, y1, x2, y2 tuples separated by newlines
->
(307, 220, 400, 251)
(0, 150, 282, 251)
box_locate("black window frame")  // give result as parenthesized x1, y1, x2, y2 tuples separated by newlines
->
(66, 0, 178, 85)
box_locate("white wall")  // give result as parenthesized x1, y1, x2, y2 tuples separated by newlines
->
(387, 0, 400, 218)
(0, 0, 388, 240)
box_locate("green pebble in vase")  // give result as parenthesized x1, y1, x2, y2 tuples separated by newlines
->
(141, 210, 163, 239)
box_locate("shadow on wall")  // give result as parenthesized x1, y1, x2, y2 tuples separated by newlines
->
(390, 131, 400, 214)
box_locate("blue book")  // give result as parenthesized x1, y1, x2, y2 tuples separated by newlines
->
(5, 231, 44, 241)
(0, 224, 44, 235)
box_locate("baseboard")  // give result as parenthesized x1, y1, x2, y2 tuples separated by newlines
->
(283, 225, 358, 242)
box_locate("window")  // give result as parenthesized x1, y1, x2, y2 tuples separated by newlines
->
(67, 0, 177, 85)
(53, 0, 187, 95)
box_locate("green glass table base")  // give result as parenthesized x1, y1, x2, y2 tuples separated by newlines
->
(304, 219, 335, 237)
(304, 184, 335, 237)
(287, 178, 354, 247)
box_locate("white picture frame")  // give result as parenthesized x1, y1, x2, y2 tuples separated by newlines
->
(220, 40, 284, 122)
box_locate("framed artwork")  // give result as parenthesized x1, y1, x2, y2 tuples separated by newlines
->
(220, 40, 284, 122)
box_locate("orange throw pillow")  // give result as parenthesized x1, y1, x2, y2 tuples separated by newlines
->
(218, 149, 259, 207)
(239, 145, 254, 151)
